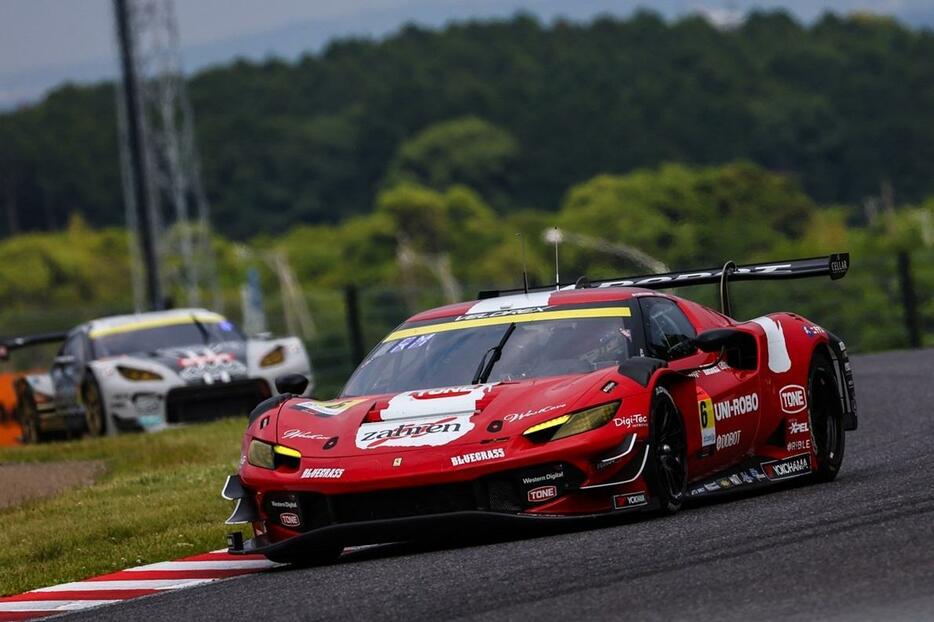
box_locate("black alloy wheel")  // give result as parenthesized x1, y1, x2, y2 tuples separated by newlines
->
(19, 396, 41, 444)
(648, 385, 688, 513)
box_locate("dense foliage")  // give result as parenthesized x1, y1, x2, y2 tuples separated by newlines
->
(2, 11, 934, 238)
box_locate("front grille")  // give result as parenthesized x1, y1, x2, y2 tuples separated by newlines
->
(331, 482, 480, 523)
(166, 379, 270, 424)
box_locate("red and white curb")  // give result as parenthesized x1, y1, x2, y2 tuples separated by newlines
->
(0, 550, 280, 621)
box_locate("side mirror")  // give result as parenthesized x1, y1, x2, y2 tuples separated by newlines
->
(692, 328, 758, 370)
(275, 373, 309, 395)
(53, 354, 76, 367)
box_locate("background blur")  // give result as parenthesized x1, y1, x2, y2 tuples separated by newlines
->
(1, 1, 932, 397)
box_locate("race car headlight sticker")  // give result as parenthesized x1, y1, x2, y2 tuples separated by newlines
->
(248, 439, 302, 470)
(523, 401, 620, 443)
(260, 346, 285, 368)
(117, 366, 163, 381)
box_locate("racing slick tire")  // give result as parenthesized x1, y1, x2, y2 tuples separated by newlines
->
(18, 393, 48, 444)
(83, 377, 108, 437)
(263, 544, 344, 567)
(808, 351, 845, 483)
(645, 385, 688, 514)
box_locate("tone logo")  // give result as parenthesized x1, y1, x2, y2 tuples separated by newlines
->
(779, 385, 808, 414)
(280, 513, 301, 528)
(527, 485, 558, 503)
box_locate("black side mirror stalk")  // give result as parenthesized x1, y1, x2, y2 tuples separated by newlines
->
(692, 328, 758, 370)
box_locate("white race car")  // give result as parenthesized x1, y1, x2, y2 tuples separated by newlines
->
(8, 308, 312, 440)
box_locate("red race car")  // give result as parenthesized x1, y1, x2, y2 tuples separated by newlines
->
(223, 254, 856, 564)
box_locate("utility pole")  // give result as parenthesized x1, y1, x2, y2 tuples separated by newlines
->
(114, 0, 163, 310)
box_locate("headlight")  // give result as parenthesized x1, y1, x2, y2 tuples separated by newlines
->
(260, 346, 285, 367)
(523, 401, 620, 443)
(247, 439, 301, 470)
(117, 366, 163, 381)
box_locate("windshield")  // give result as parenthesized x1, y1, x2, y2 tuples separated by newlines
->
(343, 305, 634, 396)
(91, 318, 244, 358)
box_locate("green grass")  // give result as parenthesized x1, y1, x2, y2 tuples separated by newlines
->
(0, 418, 244, 596)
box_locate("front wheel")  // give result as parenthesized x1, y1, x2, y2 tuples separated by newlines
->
(18, 395, 45, 444)
(83, 378, 107, 437)
(645, 385, 688, 513)
(808, 351, 845, 482)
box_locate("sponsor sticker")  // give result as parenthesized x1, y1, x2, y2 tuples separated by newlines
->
(803, 324, 825, 338)
(269, 499, 298, 509)
(601, 381, 618, 393)
(697, 387, 716, 451)
(281, 429, 329, 441)
(789, 420, 810, 434)
(779, 385, 808, 414)
(280, 513, 301, 528)
(450, 447, 506, 467)
(300, 467, 344, 479)
(714, 393, 759, 421)
(521, 470, 565, 486)
(527, 485, 558, 503)
(504, 403, 566, 424)
(787, 439, 811, 452)
(294, 398, 366, 417)
(379, 384, 496, 421)
(729, 474, 742, 486)
(716, 430, 742, 451)
(612, 491, 648, 509)
(356, 415, 474, 449)
(704, 481, 721, 492)
(392, 457, 403, 467)
(761, 454, 811, 481)
(614, 413, 648, 428)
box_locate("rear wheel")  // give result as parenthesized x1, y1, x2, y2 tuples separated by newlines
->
(264, 544, 344, 566)
(809, 351, 845, 482)
(646, 385, 687, 513)
(83, 378, 107, 437)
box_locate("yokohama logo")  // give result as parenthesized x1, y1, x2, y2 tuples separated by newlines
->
(779, 385, 808, 414)
(527, 485, 558, 503)
(762, 454, 811, 480)
(612, 491, 648, 509)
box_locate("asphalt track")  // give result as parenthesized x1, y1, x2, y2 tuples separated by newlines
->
(63, 349, 934, 621)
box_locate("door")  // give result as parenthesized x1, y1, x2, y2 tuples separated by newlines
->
(639, 296, 760, 476)
(51, 332, 88, 418)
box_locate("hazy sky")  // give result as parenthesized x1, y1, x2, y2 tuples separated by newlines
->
(1, 0, 931, 108)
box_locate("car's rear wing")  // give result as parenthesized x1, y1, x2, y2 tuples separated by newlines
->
(0, 331, 68, 361)
(479, 253, 850, 316)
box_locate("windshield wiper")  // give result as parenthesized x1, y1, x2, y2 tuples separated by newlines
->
(471, 322, 517, 384)
(190, 314, 210, 344)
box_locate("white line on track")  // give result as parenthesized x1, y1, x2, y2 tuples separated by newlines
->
(126, 560, 277, 571)
(36, 578, 215, 592)
(0, 600, 119, 612)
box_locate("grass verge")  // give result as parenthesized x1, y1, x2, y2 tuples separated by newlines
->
(0, 418, 244, 596)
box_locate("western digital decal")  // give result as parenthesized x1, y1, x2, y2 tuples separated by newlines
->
(356, 415, 474, 449)
(762, 454, 811, 481)
(450, 447, 505, 466)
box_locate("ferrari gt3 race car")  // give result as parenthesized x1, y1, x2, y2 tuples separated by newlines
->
(223, 254, 857, 564)
(4, 308, 312, 441)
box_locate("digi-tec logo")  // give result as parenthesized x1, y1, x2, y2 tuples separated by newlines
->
(300, 467, 344, 479)
(779, 385, 808, 414)
(762, 454, 811, 480)
(614, 413, 648, 428)
(527, 485, 558, 503)
(612, 491, 648, 509)
(450, 447, 505, 466)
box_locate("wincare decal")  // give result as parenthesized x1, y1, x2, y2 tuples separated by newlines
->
(504, 403, 566, 424)
(356, 415, 473, 449)
(281, 429, 329, 441)
(294, 398, 366, 417)
(697, 387, 716, 452)
(379, 384, 496, 421)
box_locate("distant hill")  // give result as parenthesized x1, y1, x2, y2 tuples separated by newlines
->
(2, 10, 933, 239)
